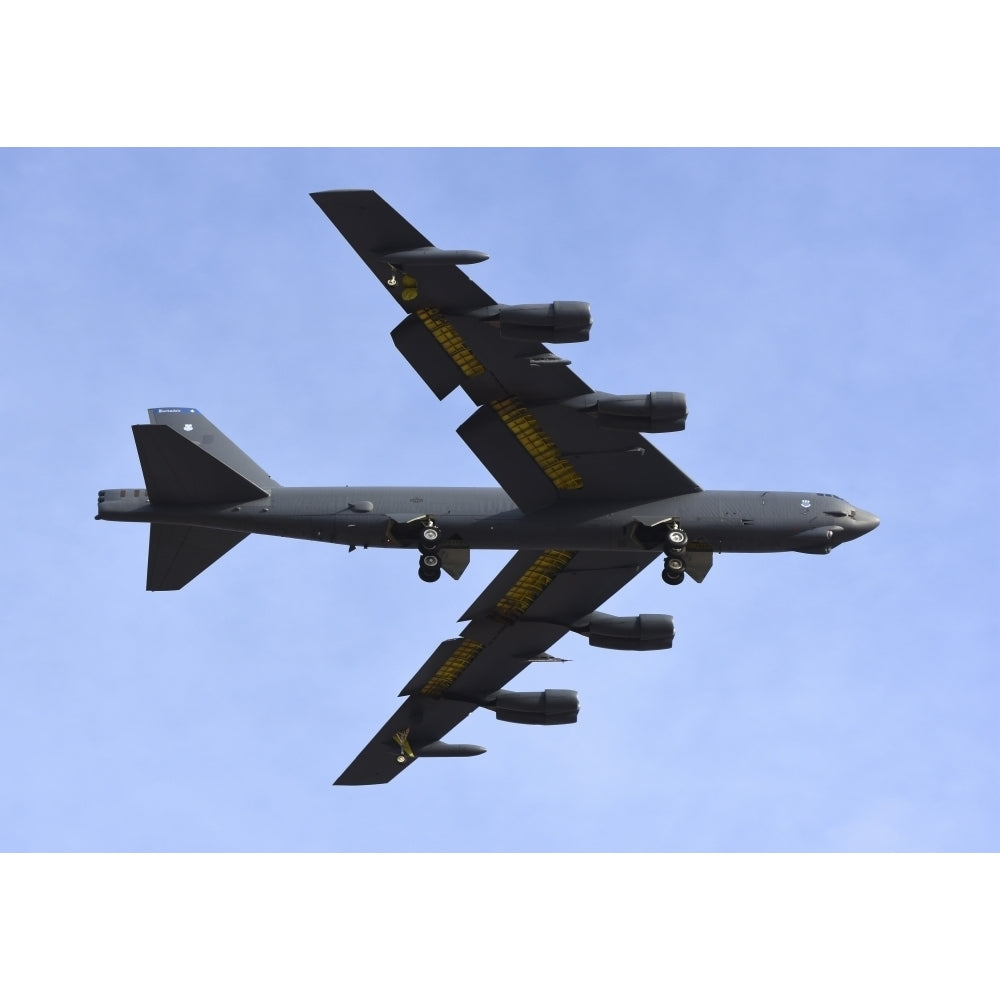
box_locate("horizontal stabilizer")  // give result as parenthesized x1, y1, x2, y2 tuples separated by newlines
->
(133, 425, 269, 504)
(146, 524, 248, 591)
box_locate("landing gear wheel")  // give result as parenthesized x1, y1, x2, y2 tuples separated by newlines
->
(419, 526, 441, 553)
(418, 553, 442, 583)
(667, 528, 688, 549)
(662, 554, 685, 585)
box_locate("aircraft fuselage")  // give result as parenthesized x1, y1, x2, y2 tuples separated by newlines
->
(96, 486, 879, 556)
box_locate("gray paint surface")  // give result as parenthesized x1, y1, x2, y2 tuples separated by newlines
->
(96, 191, 878, 785)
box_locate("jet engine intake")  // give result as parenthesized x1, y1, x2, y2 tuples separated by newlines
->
(482, 689, 580, 725)
(571, 612, 675, 651)
(469, 301, 592, 343)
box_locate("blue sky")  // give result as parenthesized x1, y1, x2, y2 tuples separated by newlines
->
(3, 147, 996, 857)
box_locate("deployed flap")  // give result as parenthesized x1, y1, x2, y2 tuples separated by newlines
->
(146, 524, 248, 591)
(457, 404, 561, 513)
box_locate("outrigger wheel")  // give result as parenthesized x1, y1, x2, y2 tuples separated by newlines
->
(393, 728, 415, 765)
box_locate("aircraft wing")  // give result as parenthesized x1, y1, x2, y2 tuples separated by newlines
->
(334, 548, 660, 785)
(311, 190, 700, 513)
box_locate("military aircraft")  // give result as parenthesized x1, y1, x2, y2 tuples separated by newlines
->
(96, 190, 879, 785)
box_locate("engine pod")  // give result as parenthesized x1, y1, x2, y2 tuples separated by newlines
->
(566, 392, 687, 432)
(483, 689, 580, 725)
(571, 612, 675, 651)
(469, 301, 592, 343)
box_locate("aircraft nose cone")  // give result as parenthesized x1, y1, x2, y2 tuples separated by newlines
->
(855, 508, 880, 535)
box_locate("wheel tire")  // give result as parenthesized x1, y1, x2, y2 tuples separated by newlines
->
(418, 564, 441, 583)
(667, 529, 688, 548)
(666, 556, 685, 573)
(420, 527, 440, 552)
(661, 568, 684, 585)
(421, 553, 440, 569)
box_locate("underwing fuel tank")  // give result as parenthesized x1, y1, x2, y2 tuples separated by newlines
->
(379, 247, 489, 266)
(416, 741, 487, 758)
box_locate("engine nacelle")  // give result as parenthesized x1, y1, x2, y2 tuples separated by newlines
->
(469, 301, 592, 343)
(572, 612, 675, 651)
(483, 689, 580, 725)
(568, 392, 687, 432)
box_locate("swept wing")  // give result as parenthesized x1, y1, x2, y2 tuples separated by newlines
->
(313, 191, 688, 783)
(335, 549, 658, 785)
(311, 190, 700, 513)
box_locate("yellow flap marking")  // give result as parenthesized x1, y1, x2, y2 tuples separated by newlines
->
(418, 308, 486, 378)
(492, 549, 575, 625)
(490, 398, 583, 491)
(420, 639, 486, 697)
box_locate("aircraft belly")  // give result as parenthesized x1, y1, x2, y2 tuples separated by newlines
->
(438, 512, 630, 551)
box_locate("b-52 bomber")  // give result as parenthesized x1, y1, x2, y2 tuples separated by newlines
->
(96, 190, 879, 785)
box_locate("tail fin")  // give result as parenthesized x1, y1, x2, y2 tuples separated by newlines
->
(131, 408, 278, 590)
(133, 408, 279, 504)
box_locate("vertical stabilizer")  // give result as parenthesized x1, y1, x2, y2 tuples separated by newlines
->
(147, 408, 278, 493)
(127, 409, 279, 588)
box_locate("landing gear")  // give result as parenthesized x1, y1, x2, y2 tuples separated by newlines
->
(417, 522, 443, 582)
(662, 524, 688, 586)
(393, 728, 415, 765)
(666, 528, 688, 551)
(418, 554, 442, 583)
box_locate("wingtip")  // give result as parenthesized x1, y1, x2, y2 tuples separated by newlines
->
(309, 188, 376, 201)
